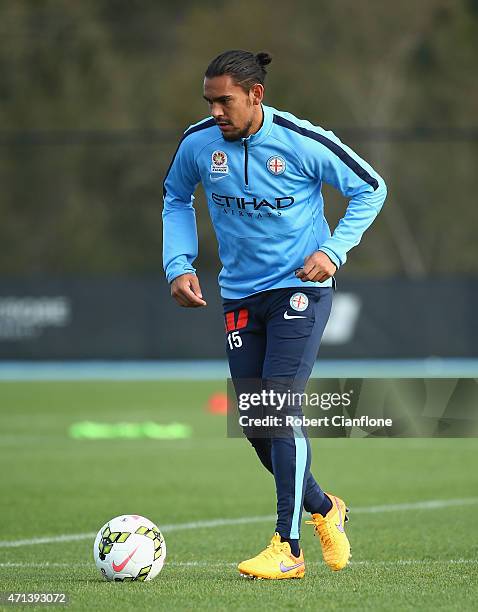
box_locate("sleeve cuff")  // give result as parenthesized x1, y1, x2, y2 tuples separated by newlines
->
(318, 247, 342, 269)
(166, 264, 196, 284)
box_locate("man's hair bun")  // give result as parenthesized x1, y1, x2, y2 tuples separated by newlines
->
(255, 52, 272, 67)
(205, 50, 272, 91)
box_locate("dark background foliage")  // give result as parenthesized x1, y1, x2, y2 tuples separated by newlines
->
(1, 0, 477, 278)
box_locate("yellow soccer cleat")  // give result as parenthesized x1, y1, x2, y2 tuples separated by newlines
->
(238, 533, 305, 580)
(305, 492, 351, 571)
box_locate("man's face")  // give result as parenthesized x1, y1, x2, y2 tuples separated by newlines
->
(203, 75, 260, 142)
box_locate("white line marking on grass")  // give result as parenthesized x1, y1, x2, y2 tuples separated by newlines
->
(351, 498, 478, 514)
(350, 559, 478, 566)
(0, 497, 477, 549)
(0, 533, 97, 548)
(0, 562, 80, 568)
(1, 559, 477, 569)
(164, 559, 478, 567)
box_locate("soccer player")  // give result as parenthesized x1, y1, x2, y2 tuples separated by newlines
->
(163, 50, 387, 579)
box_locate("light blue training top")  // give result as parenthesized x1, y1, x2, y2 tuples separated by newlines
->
(162, 104, 387, 299)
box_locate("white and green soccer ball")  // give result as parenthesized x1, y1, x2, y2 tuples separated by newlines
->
(93, 514, 166, 582)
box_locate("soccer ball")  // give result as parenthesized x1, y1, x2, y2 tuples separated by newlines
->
(93, 514, 166, 582)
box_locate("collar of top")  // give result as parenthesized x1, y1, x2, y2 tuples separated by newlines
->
(241, 104, 273, 147)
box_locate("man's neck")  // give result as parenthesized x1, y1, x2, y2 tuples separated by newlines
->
(247, 104, 264, 137)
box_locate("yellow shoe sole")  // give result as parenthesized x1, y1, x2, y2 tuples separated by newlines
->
(238, 567, 305, 580)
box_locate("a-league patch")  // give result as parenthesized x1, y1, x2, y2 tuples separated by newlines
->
(211, 150, 229, 174)
(266, 155, 286, 175)
(290, 292, 308, 312)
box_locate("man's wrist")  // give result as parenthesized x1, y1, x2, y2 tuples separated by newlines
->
(167, 268, 197, 284)
(318, 248, 340, 270)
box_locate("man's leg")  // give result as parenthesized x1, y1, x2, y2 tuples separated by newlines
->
(234, 288, 334, 579)
(225, 296, 308, 579)
(262, 288, 333, 554)
(224, 290, 332, 515)
(261, 287, 351, 573)
(223, 296, 273, 472)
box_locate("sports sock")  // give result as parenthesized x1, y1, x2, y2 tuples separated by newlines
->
(315, 493, 333, 517)
(280, 536, 300, 558)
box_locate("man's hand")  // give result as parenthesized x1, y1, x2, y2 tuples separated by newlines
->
(170, 273, 207, 307)
(295, 251, 337, 283)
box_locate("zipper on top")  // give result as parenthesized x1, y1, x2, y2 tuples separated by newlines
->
(243, 140, 249, 187)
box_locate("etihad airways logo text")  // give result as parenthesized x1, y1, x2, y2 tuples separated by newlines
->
(210, 194, 295, 219)
(211, 193, 295, 210)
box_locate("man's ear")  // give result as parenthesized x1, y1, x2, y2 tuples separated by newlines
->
(250, 83, 264, 106)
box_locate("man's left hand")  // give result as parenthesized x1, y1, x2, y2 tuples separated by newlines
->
(295, 251, 337, 283)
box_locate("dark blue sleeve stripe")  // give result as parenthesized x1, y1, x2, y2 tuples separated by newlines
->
(163, 118, 216, 197)
(272, 115, 379, 191)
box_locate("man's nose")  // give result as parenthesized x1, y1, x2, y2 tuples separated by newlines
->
(210, 103, 224, 119)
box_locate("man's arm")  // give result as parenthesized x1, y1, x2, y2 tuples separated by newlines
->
(296, 128, 387, 282)
(162, 137, 206, 307)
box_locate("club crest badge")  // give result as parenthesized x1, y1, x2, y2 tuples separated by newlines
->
(267, 155, 286, 175)
(211, 150, 229, 174)
(290, 292, 308, 312)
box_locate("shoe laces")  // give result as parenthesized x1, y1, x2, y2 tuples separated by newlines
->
(305, 515, 334, 547)
(258, 533, 288, 560)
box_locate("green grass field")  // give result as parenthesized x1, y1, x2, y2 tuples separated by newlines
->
(0, 380, 477, 611)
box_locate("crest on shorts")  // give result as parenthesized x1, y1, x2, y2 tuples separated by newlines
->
(211, 150, 229, 174)
(267, 155, 286, 175)
(290, 292, 308, 312)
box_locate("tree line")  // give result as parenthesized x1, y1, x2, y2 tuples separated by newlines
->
(1, 0, 477, 277)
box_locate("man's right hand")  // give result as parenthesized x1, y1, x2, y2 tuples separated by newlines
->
(170, 273, 207, 308)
